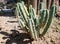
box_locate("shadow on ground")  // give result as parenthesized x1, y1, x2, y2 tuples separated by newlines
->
(0, 30, 33, 44)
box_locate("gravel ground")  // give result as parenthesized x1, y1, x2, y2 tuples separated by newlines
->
(0, 16, 60, 44)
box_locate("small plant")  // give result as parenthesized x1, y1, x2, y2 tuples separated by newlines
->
(16, 1, 56, 40)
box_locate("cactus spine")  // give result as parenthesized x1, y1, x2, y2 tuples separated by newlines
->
(16, 1, 56, 40)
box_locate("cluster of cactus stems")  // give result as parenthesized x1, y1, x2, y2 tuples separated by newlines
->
(16, 1, 56, 40)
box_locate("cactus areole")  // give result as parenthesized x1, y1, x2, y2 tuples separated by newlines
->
(16, 1, 56, 40)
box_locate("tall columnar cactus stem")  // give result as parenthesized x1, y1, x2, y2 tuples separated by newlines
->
(35, 10, 45, 35)
(39, 2, 44, 10)
(29, 5, 38, 40)
(29, 19, 35, 39)
(39, 10, 46, 28)
(42, 10, 49, 27)
(21, 1, 29, 16)
(18, 3, 28, 23)
(29, 5, 36, 19)
(41, 4, 56, 36)
(16, 3, 29, 32)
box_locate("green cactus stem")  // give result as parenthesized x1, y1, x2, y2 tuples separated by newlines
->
(41, 4, 56, 36)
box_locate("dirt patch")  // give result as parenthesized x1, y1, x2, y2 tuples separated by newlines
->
(0, 16, 60, 44)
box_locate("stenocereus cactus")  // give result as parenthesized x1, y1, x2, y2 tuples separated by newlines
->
(16, 1, 56, 40)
